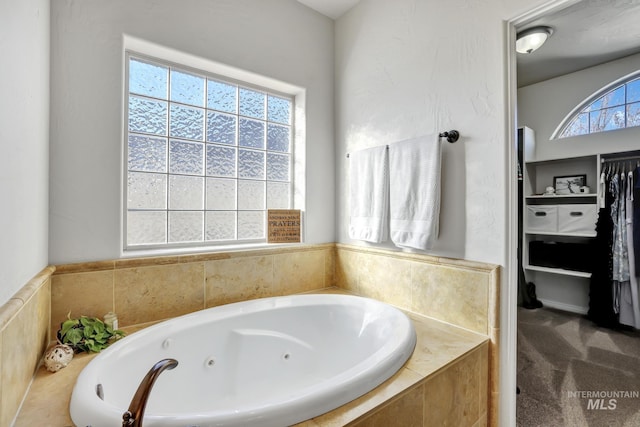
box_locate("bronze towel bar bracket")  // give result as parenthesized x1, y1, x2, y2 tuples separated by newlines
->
(439, 130, 459, 143)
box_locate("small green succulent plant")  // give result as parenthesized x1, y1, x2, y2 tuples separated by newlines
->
(57, 315, 125, 353)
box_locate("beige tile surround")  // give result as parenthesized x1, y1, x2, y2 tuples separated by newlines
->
(2, 243, 499, 427)
(334, 244, 500, 426)
(0, 267, 53, 427)
(50, 244, 334, 338)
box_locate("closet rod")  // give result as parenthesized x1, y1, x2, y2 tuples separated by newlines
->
(345, 130, 459, 158)
(601, 155, 640, 163)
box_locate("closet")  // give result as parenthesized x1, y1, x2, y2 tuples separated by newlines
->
(520, 127, 640, 328)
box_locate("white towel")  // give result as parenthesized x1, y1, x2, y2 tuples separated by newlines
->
(348, 145, 389, 243)
(389, 135, 442, 250)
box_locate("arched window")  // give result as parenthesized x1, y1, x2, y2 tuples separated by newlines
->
(553, 72, 640, 139)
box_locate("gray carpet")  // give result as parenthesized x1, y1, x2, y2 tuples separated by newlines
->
(517, 307, 640, 427)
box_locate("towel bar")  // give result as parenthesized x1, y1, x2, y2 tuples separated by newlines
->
(346, 130, 460, 158)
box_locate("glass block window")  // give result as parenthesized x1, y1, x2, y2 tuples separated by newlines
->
(555, 74, 640, 139)
(125, 55, 293, 248)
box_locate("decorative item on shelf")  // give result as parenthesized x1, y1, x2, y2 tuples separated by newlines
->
(544, 186, 555, 196)
(554, 174, 586, 195)
(579, 185, 590, 194)
(57, 314, 125, 354)
(43, 344, 74, 373)
(103, 311, 118, 330)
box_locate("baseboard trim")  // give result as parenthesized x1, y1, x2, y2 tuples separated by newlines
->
(538, 298, 588, 315)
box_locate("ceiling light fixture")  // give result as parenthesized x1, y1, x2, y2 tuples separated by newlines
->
(516, 26, 554, 54)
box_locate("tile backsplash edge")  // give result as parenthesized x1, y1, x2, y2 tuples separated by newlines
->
(335, 243, 499, 272)
(0, 265, 55, 331)
(54, 243, 336, 274)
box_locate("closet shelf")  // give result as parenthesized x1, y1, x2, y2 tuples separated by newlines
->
(524, 230, 596, 238)
(526, 194, 597, 199)
(524, 264, 592, 278)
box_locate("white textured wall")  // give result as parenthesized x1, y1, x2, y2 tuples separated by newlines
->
(335, 0, 539, 265)
(49, 0, 335, 264)
(0, 0, 50, 306)
(519, 52, 640, 162)
(335, 1, 548, 425)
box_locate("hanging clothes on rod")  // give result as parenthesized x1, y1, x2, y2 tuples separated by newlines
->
(589, 164, 618, 328)
(623, 170, 640, 328)
(635, 163, 640, 273)
(589, 156, 640, 329)
(603, 157, 640, 274)
(610, 167, 628, 318)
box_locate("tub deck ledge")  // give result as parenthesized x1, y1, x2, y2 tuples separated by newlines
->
(15, 291, 489, 427)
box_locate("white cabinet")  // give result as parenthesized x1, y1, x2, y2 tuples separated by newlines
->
(522, 155, 598, 279)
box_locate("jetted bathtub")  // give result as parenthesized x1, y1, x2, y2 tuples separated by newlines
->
(70, 293, 417, 427)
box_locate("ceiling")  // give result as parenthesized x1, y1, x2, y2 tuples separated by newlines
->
(296, 0, 360, 19)
(296, 0, 640, 88)
(516, 0, 640, 87)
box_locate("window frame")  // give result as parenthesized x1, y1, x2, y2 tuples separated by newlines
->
(121, 38, 306, 256)
(552, 70, 640, 139)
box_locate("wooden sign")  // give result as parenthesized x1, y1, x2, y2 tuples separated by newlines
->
(267, 209, 301, 243)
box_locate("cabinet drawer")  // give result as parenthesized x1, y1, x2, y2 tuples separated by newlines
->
(558, 204, 597, 235)
(526, 205, 558, 233)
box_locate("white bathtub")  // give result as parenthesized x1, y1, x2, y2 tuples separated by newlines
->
(70, 293, 416, 427)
